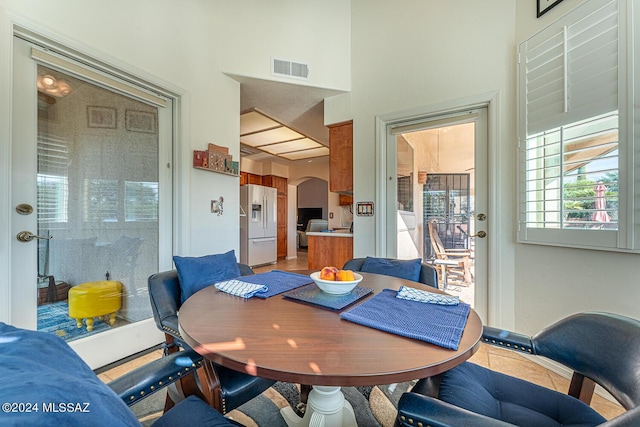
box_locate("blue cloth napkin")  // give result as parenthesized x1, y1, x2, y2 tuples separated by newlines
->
(236, 270, 313, 299)
(340, 289, 471, 350)
(214, 279, 268, 298)
(396, 286, 459, 305)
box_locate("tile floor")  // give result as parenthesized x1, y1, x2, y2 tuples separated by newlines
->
(99, 252, 625, 422)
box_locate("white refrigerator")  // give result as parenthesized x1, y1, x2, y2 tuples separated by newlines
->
(240, 184, 277, 267)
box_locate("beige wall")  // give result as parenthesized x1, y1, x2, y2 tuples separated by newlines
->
(512, 0, 638, 334)
(2, 0, 636, 336)
(346, 0, 517, 326)
(334, 0, 636, 334)
(0, 0, 351, 322)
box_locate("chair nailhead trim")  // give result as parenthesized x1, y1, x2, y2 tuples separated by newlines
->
(122, 359, 202, 406)
(162, 325, 181, 336)
(483, 337, 533, 353)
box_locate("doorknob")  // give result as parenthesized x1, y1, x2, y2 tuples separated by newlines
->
(470, 231, 486, 238)
(16, 231, 53, 242)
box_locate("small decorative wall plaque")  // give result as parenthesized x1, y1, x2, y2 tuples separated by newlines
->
(192, 143, 239, 177)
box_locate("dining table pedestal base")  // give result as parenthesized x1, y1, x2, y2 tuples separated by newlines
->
(281, 386, 357, 427)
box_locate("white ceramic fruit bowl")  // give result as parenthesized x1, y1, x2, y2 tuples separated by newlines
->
(310, 271, 363, 295)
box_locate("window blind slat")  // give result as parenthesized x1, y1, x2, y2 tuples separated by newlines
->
(523, 0, 618, 136)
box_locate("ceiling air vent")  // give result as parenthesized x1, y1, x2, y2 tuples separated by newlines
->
(271, 58, 309, 80)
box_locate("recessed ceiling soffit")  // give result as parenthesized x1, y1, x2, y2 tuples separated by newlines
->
(240, 108, 329, 161)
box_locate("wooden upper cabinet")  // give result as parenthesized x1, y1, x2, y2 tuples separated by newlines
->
(262, 175, 287, 195)
(248, 173, 263, 185)
(339, 194, 353, 206)
(240, 172, 262, 186)
(328, 121, 353, 194)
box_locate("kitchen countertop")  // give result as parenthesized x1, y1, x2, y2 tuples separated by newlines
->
(306, 231, 353, 237)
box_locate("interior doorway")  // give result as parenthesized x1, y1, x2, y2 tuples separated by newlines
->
(295, 177, 328, 251)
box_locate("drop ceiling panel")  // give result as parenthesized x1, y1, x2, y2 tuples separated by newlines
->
(261, 138, 322, 155)
(240, 108, 329, 161)
(240, 110, 280, 135)
(240, 126, 304, 147)
(280, 146, 330, 160)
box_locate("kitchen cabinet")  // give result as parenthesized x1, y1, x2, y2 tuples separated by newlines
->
(263, 175, 288, 259)
(241, 172, 263, 186)
(263, 175, 287, 195)
(339, 194, 353, 206)
(328, 121, 353, 194)
(307, 233, 353, 270)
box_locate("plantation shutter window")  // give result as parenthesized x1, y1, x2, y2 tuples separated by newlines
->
(517, 0, 633, 251)
(523, 0, 619, 135)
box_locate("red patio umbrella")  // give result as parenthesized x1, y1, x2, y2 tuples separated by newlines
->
(592, 182, 611, 223)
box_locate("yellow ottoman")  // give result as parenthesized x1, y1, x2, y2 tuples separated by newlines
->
(68, 281, 122, 331)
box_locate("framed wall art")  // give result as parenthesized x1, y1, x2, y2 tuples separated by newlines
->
(87, 106, 116, 129)
(125, 109, 157, 134)
(537, 0, 564, 17)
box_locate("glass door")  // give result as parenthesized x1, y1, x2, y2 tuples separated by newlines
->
(385, 108, 488, 317)
(11, 36, 170, 367)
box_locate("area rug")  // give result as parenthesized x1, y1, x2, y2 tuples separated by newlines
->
(134, 381, 415, 427)
(37, 300, 111, 341)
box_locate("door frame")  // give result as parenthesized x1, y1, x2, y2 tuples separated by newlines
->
(5, 23, 182, 368)
(375, 91, 508, 325)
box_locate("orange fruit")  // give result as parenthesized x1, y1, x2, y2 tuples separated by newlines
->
(336, 269, 356, 281)
(319, 266, 338, 281)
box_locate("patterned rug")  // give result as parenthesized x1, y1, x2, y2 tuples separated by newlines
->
(135, 381, 415, 427)
(229, 381, 414, 427)
(37, 300, 111, 341)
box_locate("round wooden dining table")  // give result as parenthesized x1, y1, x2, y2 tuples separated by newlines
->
(179, 271, 483, 427)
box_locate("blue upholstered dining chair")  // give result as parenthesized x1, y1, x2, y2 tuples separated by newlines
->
(342, 257, 438, 289)
(0, 322, 239, 427)
(148, 263, 275, 415)
(395, 312, 640, 427)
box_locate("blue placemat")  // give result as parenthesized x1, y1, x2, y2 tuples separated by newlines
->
(239, 270, 314, 298)
(340, 289, 471, 350)
(283, 283, 374, 311)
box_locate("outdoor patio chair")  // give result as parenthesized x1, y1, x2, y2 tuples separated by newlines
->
(395, 312, 640, 427)
(427, 219, 472, 287)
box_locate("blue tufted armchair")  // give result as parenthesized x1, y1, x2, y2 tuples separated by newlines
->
(395, 312, 640, 427)
(342, 257, 439, 289)
(148, 266, 275, 415)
